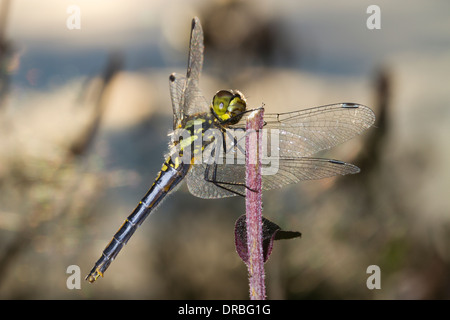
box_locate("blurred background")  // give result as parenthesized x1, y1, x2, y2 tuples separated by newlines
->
(0, 0, 449, 299)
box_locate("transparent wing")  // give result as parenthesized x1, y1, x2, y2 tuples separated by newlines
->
(232, 103, 375, 158)
(261, 157, 359, 190)
(186, 157, 360, 199)
(185, 102, 375, 199)
(169, 17, 209, 129)
(183, 17, 209, 116)
(186, 140, 245, 198)
(186, 17, 204, 84)
(187, 163, 245, 199)
(169, 73, 186, 129)
(186, 137, 361, 199)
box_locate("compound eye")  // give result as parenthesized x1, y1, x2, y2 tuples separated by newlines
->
(215, 90, 234, 101)
(212, 90, 234, 115)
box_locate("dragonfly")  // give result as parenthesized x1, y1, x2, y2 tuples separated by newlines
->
(86, 17, 375, 282)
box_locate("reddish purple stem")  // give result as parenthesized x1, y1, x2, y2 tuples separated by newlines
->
(245, 108, 265, 300)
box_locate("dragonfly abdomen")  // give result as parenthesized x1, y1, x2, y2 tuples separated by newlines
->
(86, 156, 190, 282)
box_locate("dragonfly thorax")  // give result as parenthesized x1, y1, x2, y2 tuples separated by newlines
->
(211, 89, 247, 125)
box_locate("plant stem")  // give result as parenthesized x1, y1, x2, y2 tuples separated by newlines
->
(245, 107, 265, 300)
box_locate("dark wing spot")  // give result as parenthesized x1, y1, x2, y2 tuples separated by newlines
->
(341, 103, 359, 108)
(169, 74, 176, 82)
(328, 159, 346, 165)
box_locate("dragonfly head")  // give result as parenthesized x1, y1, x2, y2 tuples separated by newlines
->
(211, 90, 247, 125)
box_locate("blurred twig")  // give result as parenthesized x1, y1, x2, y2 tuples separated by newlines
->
(0, 0, 12, 110)
(0, 52, 122, 287)
(0, 0, 10, 40)
(69, 52, 123, 158)
(356, 67, 390, 173)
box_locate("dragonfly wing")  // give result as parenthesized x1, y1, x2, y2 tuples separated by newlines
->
(186, 156, 359, 198)
(185, 115, 364, 198)
(186, 139, 245, 198)
(234, 103, 375, 158)
(169, 73, 186, 129)
(169, 17, 209, 128)
(184, 17, 210, 116)
(186, 163, 245, 199)
(261, 157, 359, 190)
(186, 17, 204, 84)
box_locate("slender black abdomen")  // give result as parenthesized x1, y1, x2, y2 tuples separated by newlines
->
(86, 159, 190, 282)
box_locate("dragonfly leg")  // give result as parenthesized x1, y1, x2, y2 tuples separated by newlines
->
(203, 163, 259, 197)
(201, 128, 259, 197)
